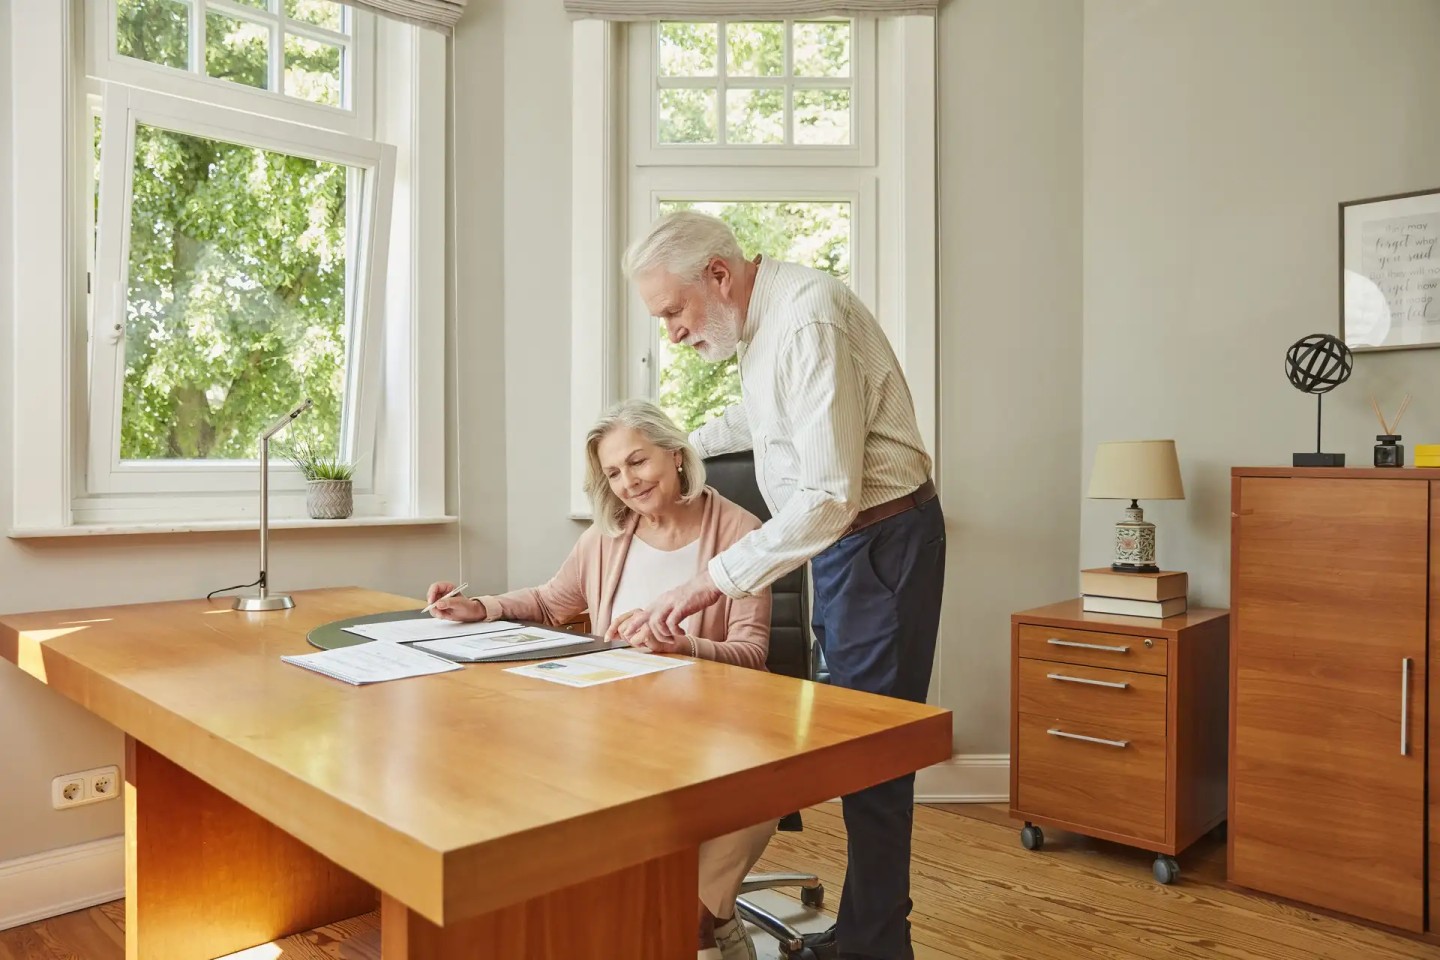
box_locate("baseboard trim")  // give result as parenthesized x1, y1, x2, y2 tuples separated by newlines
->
(0, 835, 124, 931)
(914, 753, 1010, 803)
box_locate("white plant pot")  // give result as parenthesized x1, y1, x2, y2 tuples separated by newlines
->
(306, 479, 353, 519)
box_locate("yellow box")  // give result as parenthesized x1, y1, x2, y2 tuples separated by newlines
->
(1416, 458, 1440, 468)
(1416, 444, 1440, 458)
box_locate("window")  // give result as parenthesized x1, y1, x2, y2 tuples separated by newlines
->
(87, 85, 392, 497)
(89, 0, 374, 136)
(8, 0, 447, 533)
(569, 15, 936, 519)
(626, 19, 877, 434)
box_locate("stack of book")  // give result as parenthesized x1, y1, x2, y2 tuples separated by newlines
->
(1081, 568, 1188, 619)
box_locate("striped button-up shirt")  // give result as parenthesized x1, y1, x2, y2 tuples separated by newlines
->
(689, 256, 932, 599)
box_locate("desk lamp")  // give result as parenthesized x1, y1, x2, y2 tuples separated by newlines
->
(1087, 439, 1185, 573)
(234, 398, 313, 612)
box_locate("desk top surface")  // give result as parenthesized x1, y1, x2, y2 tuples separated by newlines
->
(0, 586, 950, 925)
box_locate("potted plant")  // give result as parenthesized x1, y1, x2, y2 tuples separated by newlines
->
(285, 441, 355, 520)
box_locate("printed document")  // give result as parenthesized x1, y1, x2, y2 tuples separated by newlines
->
(411, 626, 588, 662)
(282, 641, 462, 685)
(504, 649, 692, 688)
(343, 618, 528, 644)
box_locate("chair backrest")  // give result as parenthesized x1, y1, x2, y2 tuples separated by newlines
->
(702, 452, 812, 681)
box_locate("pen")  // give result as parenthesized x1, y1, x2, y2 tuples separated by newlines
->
(422, 582, 469, 616)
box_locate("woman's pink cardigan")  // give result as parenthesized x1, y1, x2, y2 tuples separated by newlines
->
(478, 487, 772, 668)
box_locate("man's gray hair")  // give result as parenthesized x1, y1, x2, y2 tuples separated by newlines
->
(622, 210, 744, 283)
(583, 398, 707, 537)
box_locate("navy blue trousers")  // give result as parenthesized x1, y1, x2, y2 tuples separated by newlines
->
(810, 496, 946, 960)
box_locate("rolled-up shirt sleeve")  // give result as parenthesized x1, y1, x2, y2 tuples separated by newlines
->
(689, 401, 752, 459)
(708, 321, 865, 597)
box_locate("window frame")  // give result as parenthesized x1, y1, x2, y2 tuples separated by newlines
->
(629, 18, 876, 168)
(85, 84, 395, 498)
(9, 0, 450, 535)
(85, 0, 376, 139)
(569, 16, 936, 520)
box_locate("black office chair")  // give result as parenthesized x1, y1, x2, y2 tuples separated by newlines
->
(703, 451, 826, 960)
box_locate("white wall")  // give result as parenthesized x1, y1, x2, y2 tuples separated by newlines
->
(0, 0, 511, 864)
(936, 0, 1084, 758)
(1082, 0, 1440, 606)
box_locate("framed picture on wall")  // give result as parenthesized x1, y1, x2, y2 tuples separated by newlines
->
(1340, 186, 1440, 352)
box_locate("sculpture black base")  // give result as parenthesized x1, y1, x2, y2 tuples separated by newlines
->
(1293, 452, 1346, 467)
(1111, 562, 1160, 574)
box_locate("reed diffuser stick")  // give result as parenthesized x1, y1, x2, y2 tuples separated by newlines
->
(1370, 395, 1390, 434)
(1392, 394, 1413, 434)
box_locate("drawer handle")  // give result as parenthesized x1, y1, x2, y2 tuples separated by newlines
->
(1047, 728, 1129, 749)
(1401, 657, 1411, 756)
(1047, 672, 1128, 689)
(1047, 638, 1130, 654)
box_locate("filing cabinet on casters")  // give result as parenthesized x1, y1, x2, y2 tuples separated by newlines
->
(1009, 600, 1229, 884)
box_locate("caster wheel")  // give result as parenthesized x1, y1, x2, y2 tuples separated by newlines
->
(800, 882, 825, 909)
(1153, 855, 1180, 885)
(1020, 824, 1044, 851)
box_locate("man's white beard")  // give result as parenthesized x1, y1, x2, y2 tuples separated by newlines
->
(690, 297, 742, 362)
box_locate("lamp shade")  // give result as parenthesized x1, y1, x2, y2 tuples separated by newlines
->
(1087, 440, 1185, 500)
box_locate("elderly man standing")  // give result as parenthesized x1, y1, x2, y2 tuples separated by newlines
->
(613, 211, 945, 960)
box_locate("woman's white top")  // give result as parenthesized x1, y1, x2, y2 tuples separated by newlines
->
(611, 535, 702, 636)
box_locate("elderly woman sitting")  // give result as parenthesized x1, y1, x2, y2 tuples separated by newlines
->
(425, 399, 773, 960)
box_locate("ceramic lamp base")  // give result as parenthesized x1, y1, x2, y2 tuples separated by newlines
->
(1113, 501, 1159, 573)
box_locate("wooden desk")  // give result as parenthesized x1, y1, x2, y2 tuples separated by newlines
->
(0, 587, 951, 960)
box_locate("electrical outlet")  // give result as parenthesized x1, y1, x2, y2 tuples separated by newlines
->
(51, 765, 121, 809)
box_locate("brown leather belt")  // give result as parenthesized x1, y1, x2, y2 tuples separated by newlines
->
(846, 478, 937, 537)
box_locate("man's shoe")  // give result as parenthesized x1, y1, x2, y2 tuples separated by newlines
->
(800, 925, 838, 959)
(714, 916, 756, 960)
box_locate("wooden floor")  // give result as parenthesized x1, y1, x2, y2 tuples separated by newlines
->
(6, 803, 1440, 959)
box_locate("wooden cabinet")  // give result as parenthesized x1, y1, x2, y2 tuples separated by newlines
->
(1230, 468, 1439, 933)
(1010, 600, 1229, 884)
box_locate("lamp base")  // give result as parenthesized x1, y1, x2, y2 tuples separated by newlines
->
(1111, 561, 1160, 574)
(233, 594, 295, 612)
(1292, 452, 1345, 467)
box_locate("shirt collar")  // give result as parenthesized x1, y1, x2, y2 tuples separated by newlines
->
(741, 254, 775, 346)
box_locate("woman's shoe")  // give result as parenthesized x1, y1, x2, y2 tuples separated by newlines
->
(714, 915, 756, 960)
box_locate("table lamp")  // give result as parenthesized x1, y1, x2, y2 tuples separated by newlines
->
(1087, 439, 1185, 573)
(233, 398, 313, 611)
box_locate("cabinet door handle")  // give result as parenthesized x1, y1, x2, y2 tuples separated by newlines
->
(1047, 638, 1130, 654)
(1401, 657, 1411, 756)
(1047, 728, 1129, 749)
(1047, 672, 1128, 689)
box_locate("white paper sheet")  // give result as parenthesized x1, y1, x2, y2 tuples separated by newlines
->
(504, 649, 692, 688)
(343, 617, 527, 644)
(411, 626, 590, 661)
(282, 641, 462, 685)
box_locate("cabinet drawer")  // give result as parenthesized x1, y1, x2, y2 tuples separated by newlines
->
(1015, 711, 1167, 844)
(1017, 623, 1167, 675)
(1017, 658, 1166, 728)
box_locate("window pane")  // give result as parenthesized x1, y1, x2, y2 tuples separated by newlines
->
(793, 21, 850, 77)
(658, 22, 717, 77)
(793, 88, 851, 145)
(658, 88, 717, 144)
(116, 0, 190, 71)
(285, 0, 345, 32)
(285, 34, 343, 106)
(726, 88, 784, 145)
(206, 13, 271, 90)
(653, 199, 851, 431)
(120, 124, 351, 460)
(232, 0, 270, 9)
(726, 22, 783, 78)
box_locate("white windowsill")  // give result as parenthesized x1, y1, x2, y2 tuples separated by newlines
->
(7, 515, 458, 539)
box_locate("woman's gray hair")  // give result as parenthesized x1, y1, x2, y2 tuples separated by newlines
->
(622, 210, 744, 283)
(584, 399, 707, 537)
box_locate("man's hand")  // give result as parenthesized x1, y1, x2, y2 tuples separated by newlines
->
(615, 570, 723, 642)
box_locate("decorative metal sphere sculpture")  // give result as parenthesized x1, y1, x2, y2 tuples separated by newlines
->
(1285, 333, 1353, 396)
(1286, 333, 1352, 467)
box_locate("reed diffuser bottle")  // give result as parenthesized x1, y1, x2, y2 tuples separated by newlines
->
(1370, 394, 1411, 468)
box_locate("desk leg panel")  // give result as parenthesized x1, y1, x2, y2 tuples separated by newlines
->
(125, 737, 377, 960)
(381, 847, 699, 960)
